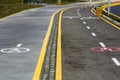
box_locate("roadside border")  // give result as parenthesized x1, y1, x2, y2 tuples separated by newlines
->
(0, 7, 40, 21)
(91, 8, 120, 30)
(32, 9, 62, 80)
(56, 7, 73, 80)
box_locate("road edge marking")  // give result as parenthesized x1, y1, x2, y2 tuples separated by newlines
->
(91, 8, 120, 30)
(32, 9, 61, 80)
(56, 8, 71, 80)
(56, 9, 64, 80)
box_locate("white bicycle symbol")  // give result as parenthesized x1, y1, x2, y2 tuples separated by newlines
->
(0, 44, 30, 53)
(1, 48, 30, 53)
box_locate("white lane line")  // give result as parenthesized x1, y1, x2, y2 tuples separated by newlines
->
(86, 26, 91, 29)
(91, 33, 96, 37)
(81, 18, 83, 20)
(112, 58, 120, 66)
(83, 21, 86, 24)
(79, 15, 81, 17)
(16, 44, 22, 47)
(99, 42, 106, 47)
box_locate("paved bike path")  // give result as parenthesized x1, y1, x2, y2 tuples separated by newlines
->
(0, 6, 61, 80)
(62, 6, 120, 80)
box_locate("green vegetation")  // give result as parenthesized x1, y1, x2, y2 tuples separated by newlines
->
(0, 0, 21, 4)
(0, 0, 40, 18)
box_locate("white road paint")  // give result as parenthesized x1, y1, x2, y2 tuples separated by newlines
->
(81, 18, 83, 20)
(17, 44, 22, 47)
(86, 26, 91, 29)
(83, 21, 86, 24)
(91, 33, 96, 36)
(1, 44, 30, 53)
(99, 42, 106, 47)
(83, 16, 99, 19)
(112, 58, 120, 66)
(78, 15, 81, 17)
(70, 17, 72, 19)
(1, 48, 30, 53)
(63, 16, 80, 19)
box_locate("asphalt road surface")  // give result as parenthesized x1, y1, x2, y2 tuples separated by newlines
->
(0, 2, 110, 80)
(0, 6, 61, 80)
(62, 6, 120, 80)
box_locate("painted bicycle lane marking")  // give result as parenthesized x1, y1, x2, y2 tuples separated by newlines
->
(0, 44, 30, 53)
(91, 46, 120, 66)
(91, 47, 120, 52)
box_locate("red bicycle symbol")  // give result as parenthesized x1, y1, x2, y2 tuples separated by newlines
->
(91, 47, 120, 52)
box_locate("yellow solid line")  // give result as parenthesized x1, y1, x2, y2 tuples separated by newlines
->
(100, 17, 120, 30)
(56, 9, 63, 80)
(56, 8, 70, 80)
(32, 9, 61, 80)
(91, 8, 120, 30)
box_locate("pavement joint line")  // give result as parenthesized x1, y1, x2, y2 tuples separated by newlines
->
(91, 32, 96, 37)
(112, 58, 120, 66)
(99, 42, 106, 48)
(32, 9, 62, 80)
(86, 26, 91, 29)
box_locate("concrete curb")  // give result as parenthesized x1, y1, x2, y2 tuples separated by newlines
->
(102, 14, 120, 26)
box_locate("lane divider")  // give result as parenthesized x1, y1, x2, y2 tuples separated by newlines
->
(112, 58, 120, 66)
(86, 26, 91, 29)
(56, 7, 73, 80)
(83, 21, 86, 24)
(56, 8, 69, 80)
(99, 42, 106, 48)
(91, 32, 96, 37)
(32, 9, 61, 80)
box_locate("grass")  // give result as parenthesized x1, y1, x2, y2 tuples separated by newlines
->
(0, 0, 40, 18)
(0, 0, 21, 4)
